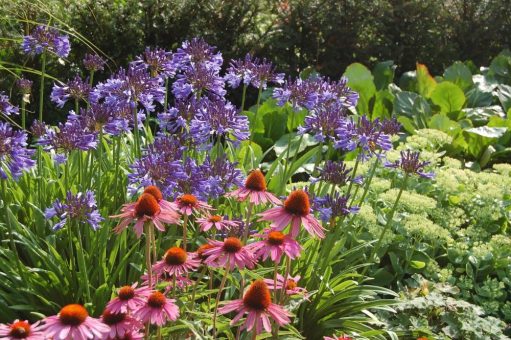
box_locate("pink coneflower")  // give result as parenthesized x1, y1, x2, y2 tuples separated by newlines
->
(133, 291, 179, 326)
(143, 185, 178, 211)
(106, 283, 152, 314)
(44, 304, 110, 340)
(0, 320, 45, 340)
(196, 214, 240, 232)
(203, 237, 256, 270)
(112, 192, 180, 238)
(259, 190, 325, 238)
(106, 330, 144, 339)
(218, 280, 291, 334)
(226, 169, 281, 205)
(324, 336, 352, 340)
(196, 243, 215, 263)
(152, 247, 201, 277)
(249, 230, 302, 263)
(175, 194, 213, 216)
(264, 274, 307, 296)
(100, 309, 143, 338)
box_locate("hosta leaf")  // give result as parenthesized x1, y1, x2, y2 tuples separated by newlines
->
(465, 126, 507, 138)
(444, 61, 473, 91)
(343, 63, 376, 114)
(372, 60, 395, 90)
(430, 81, 465, 114)
(416, 63, 437, 97)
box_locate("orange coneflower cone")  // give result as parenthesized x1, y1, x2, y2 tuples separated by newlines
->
(225, 169, 281, 205)
(218, 280, 291, 335)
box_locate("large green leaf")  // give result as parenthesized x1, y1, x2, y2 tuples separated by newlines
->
(443, 61, 473, 91)
(372, 89, 394, 119)
(416, 63, 437, 98)
(372, 60, 395, 90)
(430, 81, 465, 114)
(462, 106, 505, 126)
(465, 87, 494, 107)
(393, 91, 431, 128)
(488, 53, 511, 84)
(465, 126, 507, 138)
(343, 63, 376, 114)
(428, 114, 462, 136)
(496, 84, 511, 112)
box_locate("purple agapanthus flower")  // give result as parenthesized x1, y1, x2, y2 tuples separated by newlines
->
(51, 75, 91, 108)
(134, 47, 175, 78)
(196, 155, 243, 200)
(30, 120, 46, 139)
(92, 64, 165, 113)
(273, 77, 319, 111)
(315, 77, 358, 111)
(189, 100, 249, 146)
(128, 134, 186, 197)
(38, 115, 97, 162)
(171, 38, 223, 72)
(172, 63, 226, 100)
(0, 122, 35, 180)
(385, 150, 434, 179)
(45, 191, 103, 231)
(21, 25, 70, 58)
(335, 116, 392, 159)
(83, 53, 106, 72)
(225, 54, 284, 89)
(77, 103, 129, 136)
(158, 97, 205, 134)
(16, 77, 33, 95)
(313, 160, 352, 186)
(313, 192, 359, 222)
(0, 92, 19, 115)
(381, 117, 401, 136)
(298, 105, 348, 142)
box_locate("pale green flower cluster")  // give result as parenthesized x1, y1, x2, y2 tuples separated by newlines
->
(404, 128, 453, 151)
(380, 189, 437, 214)
(401, 213, 453, 244)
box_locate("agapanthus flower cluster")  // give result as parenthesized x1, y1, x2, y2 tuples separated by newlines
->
(45, 190, 103, 231)
(335, 115, 392, 159)
(171, 37, 223, 72)
(158, 97, 205, 134)
(38, 116, 97, 161)
(16, 77, 33, 95)
(83, 53, 106, 72)
(313, 160, 353, 186)
(386, 150, 435, 179)
(173, 63, 226, 100)
(298, 104, 348, 142)
(225, 53, 284, 89)
(78, 103, 129, 136)
(51, 75, 91, 108)
(0, 92, 19, 115)
(313, 193, 359, 223)
(92, 63, 165, 113)
(21, 25, 70, 58)
(195, 155, 244, 200)
(0, 122, 35, 180)
(190, 100, 249, 146)
(134, 47, 175, 79)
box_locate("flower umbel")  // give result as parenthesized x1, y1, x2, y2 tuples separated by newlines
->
(45, 191, 103, 231)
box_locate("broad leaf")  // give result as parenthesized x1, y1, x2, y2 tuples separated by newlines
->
(344, 63, 376, 114)
(372, 60, 395, 90)
(416, 63, 437, 97)
(496, 84, 511, 112)
(430, 81, 465, 114)
(465, 126, 507, 138)
(444, 61, 473, 91)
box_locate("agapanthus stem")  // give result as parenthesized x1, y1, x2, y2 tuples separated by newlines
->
(240, 84, 247, 112)
(38, 52, 46, 122)
(145, 224, 153, 287)
(250, 85, 263, 142)
(242, 202, 254, 243)
(366, 173, 409, 271)
(37, 51, 46, 206)
(76, 225, 91, 302)
(133, 105, 141, 158)
(281, 112, 296, 193)
(21, 100, 26, 130)
(355, 152, 381, 207)
(113, 136, 121, 209)
(97, 129, 104, 207)
(182, 214, 189, 251)
(345, 156, 360, 198)
(212, 268, 230, 338)
(164, 78, 169, 108)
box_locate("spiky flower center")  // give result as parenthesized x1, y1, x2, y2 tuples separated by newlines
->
(222, 237, 242, 253)
(164, 247, 187, 265)
(286, 279, 297, 290)
(179, 194, 198, 206)
(9, 321, 31, 338)
(144, 185, 163, 201)
(197, 244, 214, 260)
(102, 310, 126, 325)
(243, 280, 271, 311)
(59, 304, 88, 326)
(118, 286, 135, 300)
(135, 193, 160, 217)
(245, 169, 266, 191)
(147, 291, 166, 309)
(284, 190, 310, 216)
(267, 231, 285, 246)
(209, 215, 222, 223)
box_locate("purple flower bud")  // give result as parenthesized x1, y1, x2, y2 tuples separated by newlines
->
(385, 150, 434, 179)
(83, 53, 106, 72)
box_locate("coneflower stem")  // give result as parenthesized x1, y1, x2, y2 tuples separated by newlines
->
(363, 173, 409, 277)
(242, 202, 254, 243)
(172, 275, 177, 298)
(145, 224, 153, 287)
(189, 266, 206, 310)
(279, 257, 291, 305)
(182, 214, 189, 251)
(273, 260, 279, 302)
(212, 268, 230, 338)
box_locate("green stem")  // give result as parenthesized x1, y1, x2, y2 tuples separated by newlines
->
(164, 78, 169, 108)
(212, 268, 230, 338)
(76, 225, 91, 302)
(37, 52, 46, 206)
(355, 154, 380, 206)
(281, 112, 296, 193)
(250, 85, 263, 142)
(133, 105, 141, 158)
(189, 266, 206, 309)
(97, 129, 104, 207)
(242, 202, 254, 243)
(182, 214, 189, 251)
(145, 224, 153, 287)
(366, 173, 409, 271)
(38, 52, 46, 122)
(240, 84, 247, 112)
(113, 136, 121, 209)
(345, 157, 360, 198)
(21, 100, 26, 130)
